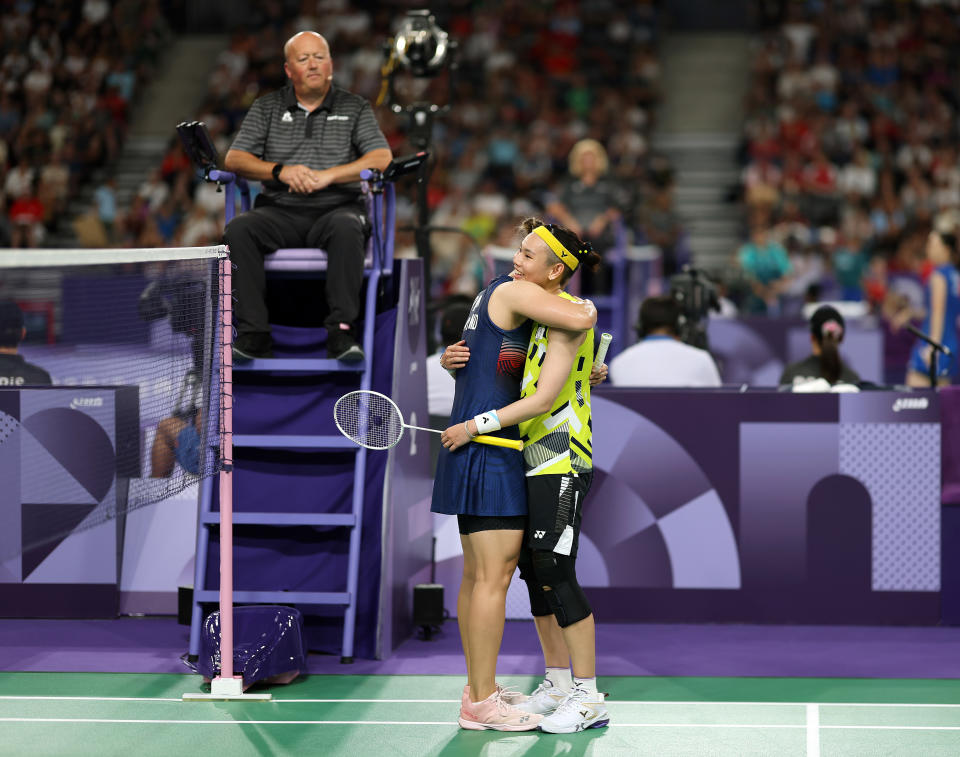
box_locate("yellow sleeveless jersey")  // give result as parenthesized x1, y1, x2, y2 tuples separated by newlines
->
(518, 293, 594, 477)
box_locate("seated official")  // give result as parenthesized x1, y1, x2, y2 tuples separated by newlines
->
(223, 31, 392, 363)
(609, 296, 722, 387)
(780, 304, 861, 386)
(0, 300, 52, 386)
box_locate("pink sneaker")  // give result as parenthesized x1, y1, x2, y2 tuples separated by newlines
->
(458, 689, 542, 731)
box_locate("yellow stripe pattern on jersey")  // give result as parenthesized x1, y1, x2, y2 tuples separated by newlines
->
(518, 291, 594, 476)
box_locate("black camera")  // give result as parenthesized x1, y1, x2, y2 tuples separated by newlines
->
(392, 10, 450, 77)
(669, 267, 720, 350)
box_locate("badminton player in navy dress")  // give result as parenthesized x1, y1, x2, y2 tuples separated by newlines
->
(907, 212, 960, 386)
(432, 238, 597, 731)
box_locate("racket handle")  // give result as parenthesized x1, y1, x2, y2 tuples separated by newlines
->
(474, 434, 523, 451)
(594, 332, 613, 369)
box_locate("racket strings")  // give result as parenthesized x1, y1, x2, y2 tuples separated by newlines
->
(334, 391, 404, 449)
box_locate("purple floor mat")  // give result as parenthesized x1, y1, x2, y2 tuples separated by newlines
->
(2, 616, 960, 679)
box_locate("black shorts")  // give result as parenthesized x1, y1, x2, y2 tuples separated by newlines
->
(525, 471, 593, 556)
(457, 514, 526, 535)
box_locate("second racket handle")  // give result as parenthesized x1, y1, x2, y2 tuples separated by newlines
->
(474, 434, 523, 451)
(593, 332, 613, 369)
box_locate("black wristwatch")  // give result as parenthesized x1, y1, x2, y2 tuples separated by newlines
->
(271, 163, 284, 182)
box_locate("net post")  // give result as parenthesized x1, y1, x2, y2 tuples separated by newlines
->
(218, 255, 234, 685)
(185, 254, 269, 701)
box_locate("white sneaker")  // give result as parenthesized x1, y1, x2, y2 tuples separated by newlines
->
(514, 679, 568, 715)
(539, 686, 609, 733)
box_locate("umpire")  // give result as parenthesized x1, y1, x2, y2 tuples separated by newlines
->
(224, 31, 392, 362)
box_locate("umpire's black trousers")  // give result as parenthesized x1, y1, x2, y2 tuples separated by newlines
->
(223, 199, 369, 336)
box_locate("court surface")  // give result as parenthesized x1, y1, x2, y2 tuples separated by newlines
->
(2, 672, 959, 756)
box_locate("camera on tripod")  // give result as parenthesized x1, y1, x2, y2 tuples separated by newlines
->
(669, 266, 720, 350)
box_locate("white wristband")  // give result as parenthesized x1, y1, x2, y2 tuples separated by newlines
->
(473, 409, 501, 434)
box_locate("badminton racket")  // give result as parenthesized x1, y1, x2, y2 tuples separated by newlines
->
(334, 390, 523, 451)
(594, 332, 613, 370)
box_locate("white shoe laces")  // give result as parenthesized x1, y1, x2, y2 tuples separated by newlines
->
(529, 682, 550, 697)
(553, 685, 589, 717)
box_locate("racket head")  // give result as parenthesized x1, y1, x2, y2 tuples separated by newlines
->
(334, 390, 405, 450)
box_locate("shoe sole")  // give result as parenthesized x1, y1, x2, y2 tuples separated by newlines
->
(233, 348, 273, 362)
(458, 717, 540, 731)
(333, 346, 365, 362)
(539, 716, 610, 734)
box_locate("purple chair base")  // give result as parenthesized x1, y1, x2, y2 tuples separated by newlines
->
(191, 605, 307, 689)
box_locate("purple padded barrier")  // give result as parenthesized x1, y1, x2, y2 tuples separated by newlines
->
(941, 387, 960, 505)
(192, 605, 306, 688)
(940, 387, 960, 624)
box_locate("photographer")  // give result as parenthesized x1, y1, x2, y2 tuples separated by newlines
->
(608, 296, 721, 387)
(0, 301, 52, 386)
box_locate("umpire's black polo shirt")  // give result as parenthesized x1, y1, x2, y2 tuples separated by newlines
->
(230, 84, 389, 212)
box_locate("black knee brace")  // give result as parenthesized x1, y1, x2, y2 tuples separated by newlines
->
(531, 550, 592, 628)
(517, 546, 551, 617)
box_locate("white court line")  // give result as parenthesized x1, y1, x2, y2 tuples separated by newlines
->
(3, 696, 960, 709)
(3, 717, 960, 732)
(806, 704, 820, 757)
(0, 696, 183, 703)
(0, 718, 805, 727)
(3, 696, 960, 711)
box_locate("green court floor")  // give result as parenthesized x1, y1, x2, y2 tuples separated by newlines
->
(1, 672, 959, 756)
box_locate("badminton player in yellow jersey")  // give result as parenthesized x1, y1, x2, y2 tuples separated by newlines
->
(442, 218, 609, 733)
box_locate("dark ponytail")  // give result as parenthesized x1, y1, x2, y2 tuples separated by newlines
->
(819, 327, 842, 384)
(810, 305, 845, 384)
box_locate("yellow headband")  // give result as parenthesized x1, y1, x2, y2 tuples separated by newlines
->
(532, 225, 579, 270)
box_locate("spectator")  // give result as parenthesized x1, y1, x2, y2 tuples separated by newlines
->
(8, 180, 45, 248)
(737, 223, 793, 314)
(0, 301, 52, 386)
(426, 298, 473, 418)
(780, 305, 860, 386)
(609, 296, 721, 387)
(545, 139, 622, 252)
(93, 177, 118, 243)
(222, 31, 392, 362)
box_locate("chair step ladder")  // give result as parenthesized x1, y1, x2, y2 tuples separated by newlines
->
(188, 167, 397, 664)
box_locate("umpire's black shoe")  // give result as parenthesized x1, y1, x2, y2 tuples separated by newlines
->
(232, 332, 273, 363)
(327, 328, 365, 363)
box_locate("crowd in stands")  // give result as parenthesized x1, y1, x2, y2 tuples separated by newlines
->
(99, 1, 673, 298)
(735, 0, 960, 327)
(0, 0, 172, 249)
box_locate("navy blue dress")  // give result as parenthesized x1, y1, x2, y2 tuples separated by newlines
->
(431, 276, 531, 516)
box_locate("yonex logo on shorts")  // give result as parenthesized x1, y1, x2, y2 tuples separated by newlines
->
(535, 530, 545, 538)
(892, 397, 928, 412)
